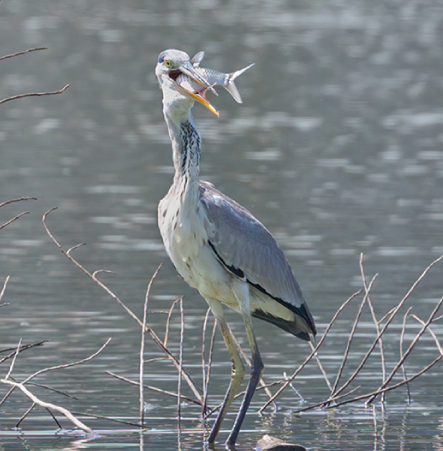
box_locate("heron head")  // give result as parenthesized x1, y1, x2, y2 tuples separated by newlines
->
(155, 49, 218, 116)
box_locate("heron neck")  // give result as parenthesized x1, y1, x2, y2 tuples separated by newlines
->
(165, 108, 201, 183)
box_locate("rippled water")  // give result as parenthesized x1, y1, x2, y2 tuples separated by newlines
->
(0, 0, 442, 450)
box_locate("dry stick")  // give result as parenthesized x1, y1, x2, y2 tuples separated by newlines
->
(0, 47, 47, 61)
(332, 255, 443, 403)
(258, 290, 361, 413)
(410, 313, 443, 355)
(0, 276, 10, 304)
(2, 379, 94, 435)
(309, 341, 332, 392)
(400, 307, 413, 403)
(4, 339, 22, 381)
(15, 402, 36, 429)
(164, 298, 180, 347)
(0, 338, 111, 408)
(331, 273, 378, 396)
(177, 297, 184, 421)
(0, 84, 69, 105)
(106, 371, 202, 407)
(42, 208, 202, 404)
(26, 381, 79, 400)
(0, 212, 30, 231)
(71, 410, 140, 427)
(366, 293, 443, 405)
(0, 197, 37, 209)
(327, 354, 443, 410)
(360, 255, 386, 394)
(0, 197, 37, 231)
(293, 353, 443, 414)
(140, 265, 162, 426)
(0, 340, 48, 364)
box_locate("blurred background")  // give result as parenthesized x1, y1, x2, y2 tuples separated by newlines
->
(0, 1, 442, 450)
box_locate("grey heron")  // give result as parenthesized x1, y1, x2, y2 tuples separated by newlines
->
(155, 49, 316, 447)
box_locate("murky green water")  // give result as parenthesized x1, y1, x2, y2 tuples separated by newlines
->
(1, 0, 442, 450)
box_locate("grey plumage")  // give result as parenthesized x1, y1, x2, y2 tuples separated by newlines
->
(155, 48, 316, 447)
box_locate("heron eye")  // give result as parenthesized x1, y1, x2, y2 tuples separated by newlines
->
(164, 60, 173, 68)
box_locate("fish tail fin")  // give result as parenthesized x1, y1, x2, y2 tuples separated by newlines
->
(224, 63, 254, 103)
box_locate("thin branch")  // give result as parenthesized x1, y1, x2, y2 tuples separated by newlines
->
(164, 298, 180, 347)
(0, 197, 37, 209)
(0, 47, 47, 61)
(4, 339, 22, 381)
(0, 339, 111, 408)
(140, 265, 162, 425)
(333, 255, 443, 403)
(0, 276, 10, 304)
(331, 273, 378, 395)
(0, 84, 70, 105)
(400, 307, 413, 403)
(106, 371, 202, 407)
(42, 208, 202, 404)
(0, 340, 48, 364)
(177, 297, 184, 421)
(259, 290, 361, 413)
(0, 211, 30, 231)
(309, 341, 331, 392)
(2, 379, 95, 435)
(410, 313, 443, 355)
(359, 254, 386, 392)
(367, 293, 443, 404)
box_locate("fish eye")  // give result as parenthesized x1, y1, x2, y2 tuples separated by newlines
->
(164, 60, 173, 68)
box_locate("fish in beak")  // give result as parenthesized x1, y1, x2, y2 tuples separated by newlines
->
(171, 61, 220, 117)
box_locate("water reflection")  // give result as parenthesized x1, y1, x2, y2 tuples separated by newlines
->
(1, 0, 443, 449)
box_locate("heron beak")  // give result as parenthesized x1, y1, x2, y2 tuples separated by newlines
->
(173, 80, 219, 117)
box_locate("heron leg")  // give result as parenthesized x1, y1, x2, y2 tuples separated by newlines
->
(205, 298, 245, 444)
(226, 284, 264, 447)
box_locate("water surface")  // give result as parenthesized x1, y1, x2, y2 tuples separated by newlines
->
(0, 0, 442, 450)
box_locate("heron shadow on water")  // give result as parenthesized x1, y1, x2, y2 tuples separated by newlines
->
(155, 49, 316, 448)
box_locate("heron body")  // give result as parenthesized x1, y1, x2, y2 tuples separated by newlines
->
(155, 49, 316, 447)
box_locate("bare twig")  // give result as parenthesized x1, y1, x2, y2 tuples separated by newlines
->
(0, 276, 10, 305)
(0, 340, 48, 364)
(400, 307, 413, 403)
(0, 197, 37, 209)
(0, 47, 47, 61)
(0, 212, 30, 231)
(332, 255, 443, 404)
(164, 298, 180, 347)
(4, 339, 22, 381)
(0, 84, 70, 105)
(106, 371, 202, 407)
(2, 379, 95, 435)
(359, 254, 386, 394)
(259, 289, 361, 413)
(367, 293, 443, 404)
(42, 208, 202, 404)
(309, 341, 332, 392)
(140, 265, 162, 425)
(410, 313, 443, 355)
(0, 339, 111, 408)
(331, 273, 378, 395)
(177, 297, 184, 421)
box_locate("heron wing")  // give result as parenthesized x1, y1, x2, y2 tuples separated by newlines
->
(199, 181, 316, 337)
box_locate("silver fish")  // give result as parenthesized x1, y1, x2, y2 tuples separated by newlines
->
(176, 63, 254, 104)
